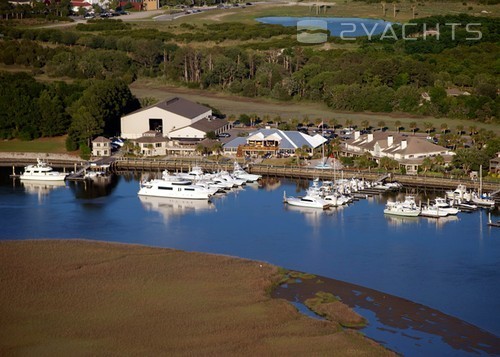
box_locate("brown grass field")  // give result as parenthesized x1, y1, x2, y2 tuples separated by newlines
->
(0, 240, 393, 356)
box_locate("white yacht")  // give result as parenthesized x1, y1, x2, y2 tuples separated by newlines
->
(20, 159, 67, 181)
(138, 170, 215, 200)
(433, 197, 460, 215)
(384, 202, 421, 217)
(384, 196, 421, 217)
(420, 205, 449, 218)
(233, 162, 261, 183)
(283, 191, 331, 209)
(446, 184, 472, 201)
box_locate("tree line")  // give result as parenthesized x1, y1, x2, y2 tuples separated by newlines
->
(0, 14, 496, 124)
(0, 72, 140, 154)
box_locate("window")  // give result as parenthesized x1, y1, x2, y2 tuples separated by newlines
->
(155, 143, 162, 148)
(158, 186, 173, 190)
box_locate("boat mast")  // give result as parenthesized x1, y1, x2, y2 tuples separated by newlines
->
(479, 164, 482, 195)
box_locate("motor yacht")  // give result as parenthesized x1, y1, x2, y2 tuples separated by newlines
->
(138, 170, 215, 200)
(20, 158, 67, 181)
(233, 162, 261, 183)
(283, 191, 331, 210)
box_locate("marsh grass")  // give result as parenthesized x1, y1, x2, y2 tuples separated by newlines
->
(305, 291, 368, 328)
(0, 240, 391, 356)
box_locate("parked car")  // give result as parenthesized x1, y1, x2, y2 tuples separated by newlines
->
(217, 133, 231, 138)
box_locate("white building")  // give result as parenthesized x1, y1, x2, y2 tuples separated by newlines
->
(91, 136, 111, 157)
(343, 131, 455, 174)
(120, 97, 212, 139)
(223, 129, 327, 157)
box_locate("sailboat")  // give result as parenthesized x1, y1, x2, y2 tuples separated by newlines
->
(471, 165, 495, 208)
(315, 142, 332, 169)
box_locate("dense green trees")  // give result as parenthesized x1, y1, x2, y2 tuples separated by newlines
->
(0, 13, 497, 125)
(0, 72, 139, 152)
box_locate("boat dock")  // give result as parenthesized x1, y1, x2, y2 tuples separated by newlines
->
(110, 157, 500, 197)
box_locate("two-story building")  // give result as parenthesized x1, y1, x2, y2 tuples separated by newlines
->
(91, 136, 111, 157)
(343, 131, 455, 174)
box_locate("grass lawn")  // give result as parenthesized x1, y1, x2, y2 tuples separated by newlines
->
(0, 240, 393, 356)
(0, 136, 69, 153)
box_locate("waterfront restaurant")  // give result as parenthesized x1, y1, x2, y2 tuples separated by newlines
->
(223, 129, 327, 158)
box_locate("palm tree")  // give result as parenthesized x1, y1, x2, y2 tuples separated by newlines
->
(411, 4, 417, 19)
(468, 125, 478, 136)
(409, 121, 417, 135)
(421, 157, 433, 173)
(395, 120, 402, 133)
(433, 154, 445, 170)
(361, 120, 370, 131)
(345, 119, 353, 129)
(456, 124, 464, 135)
(328, 118, 338, 129)
(440, 123, 448, 134)
(377, 120, 386, 131)
(424, 121, 434, 135)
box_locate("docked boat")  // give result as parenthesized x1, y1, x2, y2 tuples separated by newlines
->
(20, 158, 67, 181)
(433, 197, 460, 215)
(471, 192, 496, 208)
(446, 184, 472, 201)
(283, 191, 331, 210)
(233, 162, 261, 183)
(420, 205, 449, 218)
(138, 170, 215, 200)
(384, 202, 420, 217)
(384, 196, 421, 217)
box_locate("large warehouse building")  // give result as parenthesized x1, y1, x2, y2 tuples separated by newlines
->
(120, 97, 213, 140)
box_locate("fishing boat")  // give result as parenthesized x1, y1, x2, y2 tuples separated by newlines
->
(233, 162, 261, 183)
(283, 191, 331, 210)
(432, 197, 460, 215)
(384, 196, 421, 217)
(384, 202, 420, 217)
(19, 158, 67, 181)
(420, 205, 449, 218)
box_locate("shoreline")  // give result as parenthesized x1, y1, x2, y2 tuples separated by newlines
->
(0, 239, 393, 356)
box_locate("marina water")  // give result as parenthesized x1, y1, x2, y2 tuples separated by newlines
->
(1, 168, 499, 355)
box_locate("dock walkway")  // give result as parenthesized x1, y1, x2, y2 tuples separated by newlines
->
(111, 157, 500, 194)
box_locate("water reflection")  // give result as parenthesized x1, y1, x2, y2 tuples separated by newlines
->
(284, 204, 346, 228)
(422, 215, 460, 229)
(385, 215, 420, 227)
(21, 180, 66, 203)
(68, 174, 119, 199)
(139, 195, 216, 222)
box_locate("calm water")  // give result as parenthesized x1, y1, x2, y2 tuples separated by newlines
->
(1, 168, 499, 355)
(256, 17, 393, 38)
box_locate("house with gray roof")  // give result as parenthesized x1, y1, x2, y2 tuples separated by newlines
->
(120, 97, 212, 139)
(223, 129, 327, 157)
(91, 136, 111, 157)
(343, 131, 455, 174)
